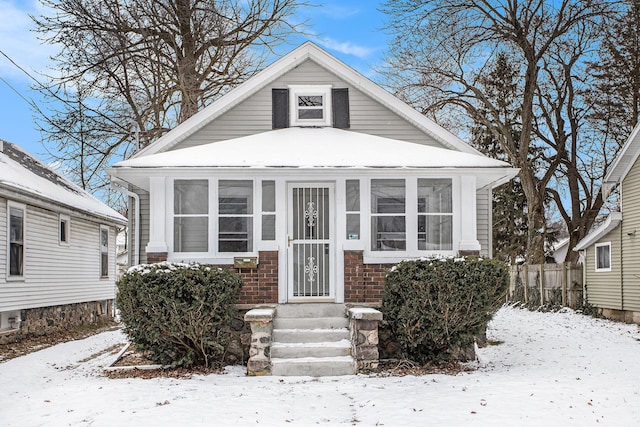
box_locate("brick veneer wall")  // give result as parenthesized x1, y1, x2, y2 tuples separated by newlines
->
(236, 251, 278, 305)
(344, 250, 393, 304)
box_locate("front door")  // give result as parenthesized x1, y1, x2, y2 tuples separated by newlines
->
(287, 183, 334, 301)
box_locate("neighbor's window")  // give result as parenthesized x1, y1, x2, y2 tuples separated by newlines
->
(219, 180, 253, 252)
(371, 179, 406, 251)
(289, 85, 331, 126)
(100, 226, 109, 278)
(595, 242, 611, 272)
(346, 179, 360, 240)
(174, 179, 209, 252)
(59, 214, 70, 245)
(418, 179, 453, 250)
(261, 180, 276, 241)
(8, 203, 25, 277)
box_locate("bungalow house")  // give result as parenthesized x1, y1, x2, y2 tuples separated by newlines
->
(108, 42, 517, 375)
(575, 123, 640, 324)
(0, 140, 127, 344)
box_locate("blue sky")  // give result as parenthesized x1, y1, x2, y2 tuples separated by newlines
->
(0, 0, 389, 162)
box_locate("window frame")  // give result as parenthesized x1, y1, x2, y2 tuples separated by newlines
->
(7, 201, 26, 280)
(595, 242, 612, 272)
(289, 85, 332, 127)
(59, 214, 70, 246)
(173, 179, 210, 253)
(417, 178, 453, 251)
(99, 225, 109, 279)
(370, 179, 407, 252)
(218, 180, 254, 254)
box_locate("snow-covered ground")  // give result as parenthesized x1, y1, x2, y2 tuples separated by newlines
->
(1, 306, 639, 426)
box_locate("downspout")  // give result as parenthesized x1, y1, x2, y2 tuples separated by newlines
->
(110, 178, 140, 266)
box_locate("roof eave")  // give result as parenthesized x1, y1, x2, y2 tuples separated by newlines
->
(574, 212, 622, 251)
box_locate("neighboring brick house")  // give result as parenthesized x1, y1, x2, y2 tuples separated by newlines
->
(108, 42, 517, 307)
(576, 123, 640, 324)
(0, 140, 126, 343)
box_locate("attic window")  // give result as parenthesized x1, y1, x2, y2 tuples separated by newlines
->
(289, 85, 332, 127)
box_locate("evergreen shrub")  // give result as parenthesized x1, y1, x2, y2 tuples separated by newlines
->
(382, 257, 508, 364)
(116, 263, 243, 368)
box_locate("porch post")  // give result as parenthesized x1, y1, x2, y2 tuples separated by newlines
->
(458, 175, 481, 256)
(145, 176, 168, 258)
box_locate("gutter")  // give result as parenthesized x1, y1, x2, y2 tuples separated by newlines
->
(110, 178, 140, 266)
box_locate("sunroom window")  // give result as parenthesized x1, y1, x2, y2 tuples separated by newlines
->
(219, 180, 253, 252)
(418, 179, 453, 250)
(174, 180, 209, 252)
(371, 179, 406, 251)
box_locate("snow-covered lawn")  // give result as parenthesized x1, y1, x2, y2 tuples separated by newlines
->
(2, 306, 639, 426)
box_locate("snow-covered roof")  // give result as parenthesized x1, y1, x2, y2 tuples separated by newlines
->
(113, 127, 511, 170)
(603, 122, 640, 196)
(132, 41, 482, 158)
(0, 140, 126, 224)
(574, 212, 622, 251)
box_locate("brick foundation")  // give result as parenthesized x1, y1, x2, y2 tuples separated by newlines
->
(146, 252, 168, 263)
(344, 251, 392, 304)
(0, 300, 114, 345)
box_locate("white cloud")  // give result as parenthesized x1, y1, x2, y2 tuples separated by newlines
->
(0, 0, 56, 82)
(314, 37, 377, 60)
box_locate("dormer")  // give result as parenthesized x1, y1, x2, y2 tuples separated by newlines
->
(272, 85, 350, 129)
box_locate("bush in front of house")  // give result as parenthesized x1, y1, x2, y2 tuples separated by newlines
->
(381, 257, 508, 364)
(116, 263, 243, 368)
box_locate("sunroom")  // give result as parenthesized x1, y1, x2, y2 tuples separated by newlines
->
(109, 127, 517, 304)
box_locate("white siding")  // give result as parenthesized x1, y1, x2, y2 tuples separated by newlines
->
(0, 201, 119, 312)
(0, 197, 6, 281)
(173, 60, 447, 151)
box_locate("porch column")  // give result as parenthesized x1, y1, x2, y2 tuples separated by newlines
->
(458, 175, 481, 255)
(145, 176, 168, 258)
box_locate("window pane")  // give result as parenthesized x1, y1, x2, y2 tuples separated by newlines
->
(10, 243, 23, 276)
(262, 181, 275, 212)
(418, 179, 452, 213)
(597, 245, 610, 269)
(219, 181, 253, 214)
(9, 208, 23, 243)
(174, 217, 208, 252)
(347, 214, 360, 239)
(418, 215, 453, 250)
(101, 253, 108, 277)
(174, 180, 208, 214)
(371, 216, 406, 251)
(60, 220, 67, 242)
(262, 215, 276, 240)
(346, 180, 360, 212)
(298, 109, 324, 120)
(298, 95, 323, 106)
(219, 217, 253, 252)
(100, 229, 108, 252)
(371, 179, 405, 213)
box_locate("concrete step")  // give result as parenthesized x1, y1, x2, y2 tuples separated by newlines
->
(272, 328, 350, 343)
(271, 339, 352, 358)
(271, 356, 356, 377)
(276, 303, 346, 318)
(273, 316, 349, 330)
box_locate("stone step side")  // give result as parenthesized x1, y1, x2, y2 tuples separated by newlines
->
(272, 328, 350, 343)
(273, 316, 349, 330)
(276, 303, 346, 318)
(271, 356, 356, 377)
(271, 339, 351, 358)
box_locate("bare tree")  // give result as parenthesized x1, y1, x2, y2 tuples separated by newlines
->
(33, 0, 302, 198)
(381, 0, 613, 263)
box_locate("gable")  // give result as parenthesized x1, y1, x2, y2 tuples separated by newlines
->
(170, 59, 448, 151)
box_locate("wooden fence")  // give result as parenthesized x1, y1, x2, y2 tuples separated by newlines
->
(508, 263, 583, 309)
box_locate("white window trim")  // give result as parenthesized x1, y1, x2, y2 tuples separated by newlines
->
(595, 242, 612, 272)
(59, 214, 70, 246)
(289, 85, 332, 127)
(100, 225, 110, 279)
(167, 178, 259, 263)
(6, 201, 26, 281)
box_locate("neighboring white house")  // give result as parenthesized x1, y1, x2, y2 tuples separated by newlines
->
(108, 42, 518, 307)
(0, 140, 126, 343)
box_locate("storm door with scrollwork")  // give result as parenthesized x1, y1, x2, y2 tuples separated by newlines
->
(288, 184, 333, 300)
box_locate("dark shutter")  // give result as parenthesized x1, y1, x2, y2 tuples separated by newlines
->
(272, 88, 289, 129)
(332, 88, 350, 129)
